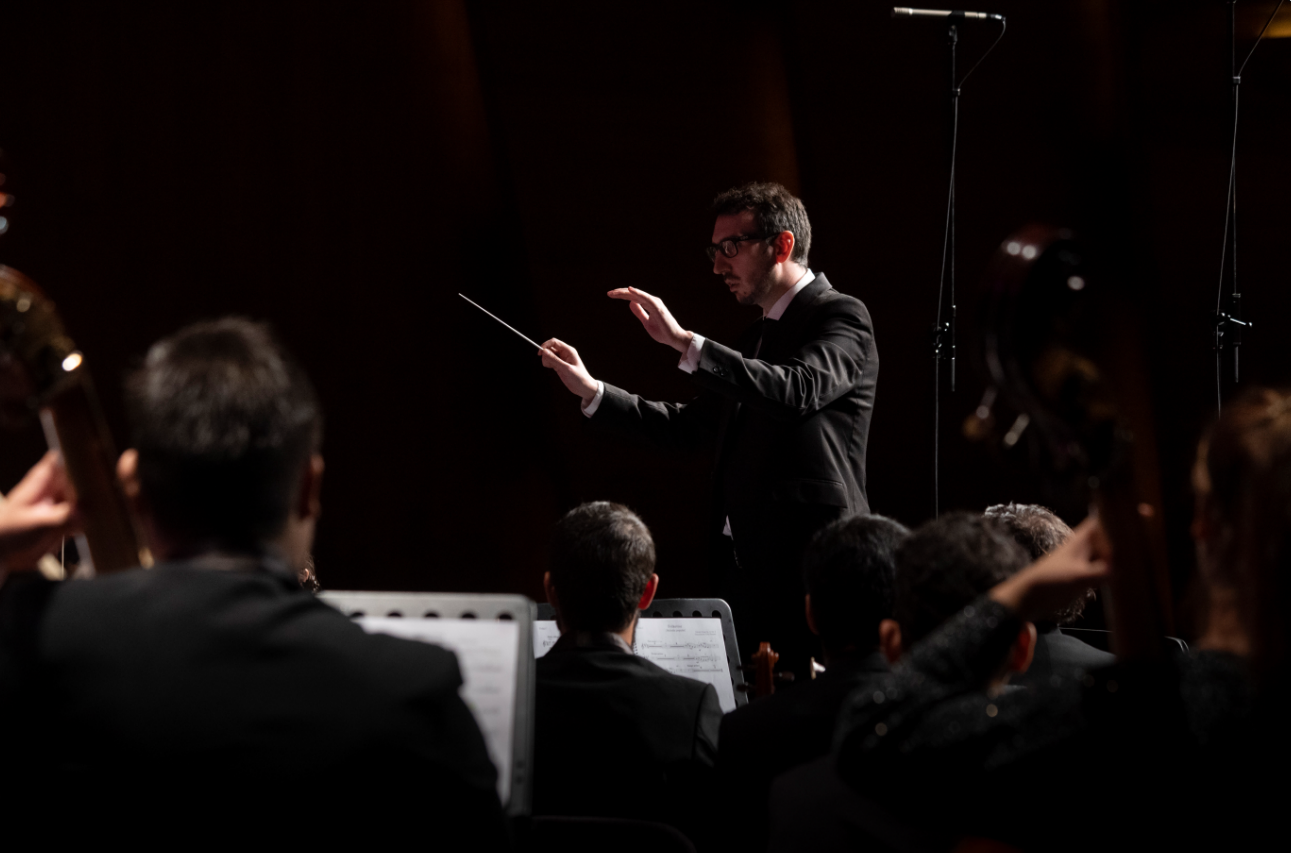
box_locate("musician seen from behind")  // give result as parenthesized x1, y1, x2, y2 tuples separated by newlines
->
(984, 502, 1114, 686)
(534, 501, 721, 842)
(766, 512, 1036, 853)
(24, 318, 505, 839)
(716, 513, 906, 850)
(539, 182, 878, 676)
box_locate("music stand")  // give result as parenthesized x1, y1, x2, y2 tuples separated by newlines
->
(320, 591, 536, 816)
(536, 597, 748, 708)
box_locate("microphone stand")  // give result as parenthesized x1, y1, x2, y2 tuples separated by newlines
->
(1214, 0, 1281, 412)
(926, 15, 1005, 516)
(931, 22, 958, 519)
(1214, 1, 1244, 412)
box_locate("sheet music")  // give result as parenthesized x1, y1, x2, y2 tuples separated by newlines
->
(533, 619, 561, 657)
(360, 618, 519, 803)
(534, 618, 736, 713)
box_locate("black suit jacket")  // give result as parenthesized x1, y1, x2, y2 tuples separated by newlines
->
(595, 274, 877, 530)
(717, 652, 890, 848)
(533, 632, 721, 832)
(30, 555, 504, 837)
(1011, 629, 1116, 689)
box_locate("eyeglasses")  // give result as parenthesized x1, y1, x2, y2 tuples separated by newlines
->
(705, 233, 769, 262)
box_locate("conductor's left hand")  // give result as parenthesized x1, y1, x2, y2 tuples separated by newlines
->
(540, 338, 599, 404)
(607, 287, 695, 354)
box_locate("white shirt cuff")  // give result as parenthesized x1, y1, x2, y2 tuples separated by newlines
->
(581, 381, 605, 417)
(678, 334, 706, 374)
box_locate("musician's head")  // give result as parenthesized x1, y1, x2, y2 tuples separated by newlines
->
(545, 502, 658, 638)
(881, 512, 1035, 682)
(1193, 387, 1291, 680)
(118, 318, 323, 570)
(985, 502, 1092, 632)
(802, 514, 907, 664)
(710, 182, 811, 310)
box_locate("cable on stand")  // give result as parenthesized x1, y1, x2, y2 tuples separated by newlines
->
(1214, 0, 1282, 413)
(893, 7, 1006, 515)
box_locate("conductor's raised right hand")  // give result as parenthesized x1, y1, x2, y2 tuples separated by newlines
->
(607, 287, 695, 354)
(540, 338, 599, 404)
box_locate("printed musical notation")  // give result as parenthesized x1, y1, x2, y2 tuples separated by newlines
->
(534, 617, 737, 713)
(361, 617, 520, 803)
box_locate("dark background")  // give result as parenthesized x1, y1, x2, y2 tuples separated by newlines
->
(1, 1, 1288, 636)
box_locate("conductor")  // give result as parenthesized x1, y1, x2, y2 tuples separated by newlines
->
(540, 182, 878, 672)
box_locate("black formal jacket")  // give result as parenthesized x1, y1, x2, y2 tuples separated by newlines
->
(1010, 628, 1116, 689)
(533, 631, 721, 832)
(833, 598, 1256, 849)
(717, 651, 890, 848)
(594, 274, 877, 530)
(28, 555, 504, 836)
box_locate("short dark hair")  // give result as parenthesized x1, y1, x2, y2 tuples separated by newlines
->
(125, 318, 322, 550)
(802, 515, 908, 654)
(549, 502, 656, 633)
(985, 502, 1093, 629)
(893, 512, 1029, 646)
(711, 182, 811, 266)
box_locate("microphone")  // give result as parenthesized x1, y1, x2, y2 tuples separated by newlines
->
(892, 7, 1005, 22)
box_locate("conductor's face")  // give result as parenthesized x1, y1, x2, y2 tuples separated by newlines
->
(712, 210, 777, 307)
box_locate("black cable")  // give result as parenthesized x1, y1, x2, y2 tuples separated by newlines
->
(1239, 0, 1284, 75)
(958, 18, 1008, 89)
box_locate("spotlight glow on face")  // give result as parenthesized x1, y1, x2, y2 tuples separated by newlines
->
(62, 352, 83, 372)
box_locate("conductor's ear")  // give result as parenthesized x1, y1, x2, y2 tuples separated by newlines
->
(772, 230, 795, 264)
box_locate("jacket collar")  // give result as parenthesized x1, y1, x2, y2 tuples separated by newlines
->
(550, 630, 634, 655)
(758, 273, 833, 355)
(775, 272, 832, 326)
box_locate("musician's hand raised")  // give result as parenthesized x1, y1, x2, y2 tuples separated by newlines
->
(539, 338, 599, 404)
(0, 450, 80, 572)
(988, 516, 1111, 622)
(607, 287, 695, 354)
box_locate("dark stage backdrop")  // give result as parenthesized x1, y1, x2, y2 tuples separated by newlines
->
(1, 1, 1288, 635)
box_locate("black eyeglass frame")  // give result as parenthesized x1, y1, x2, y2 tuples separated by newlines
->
(705, 233, 771, 263)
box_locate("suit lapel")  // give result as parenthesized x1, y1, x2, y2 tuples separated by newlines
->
(715, 275, 835, 473)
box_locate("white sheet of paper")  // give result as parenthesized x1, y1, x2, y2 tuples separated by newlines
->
(533, 618, 736, 713)
(360, 618, 519, 803)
